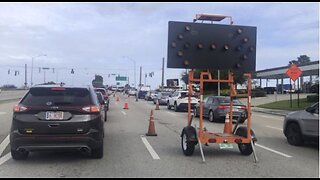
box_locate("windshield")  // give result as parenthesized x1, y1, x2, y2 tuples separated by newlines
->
(22, 87, 91, 106)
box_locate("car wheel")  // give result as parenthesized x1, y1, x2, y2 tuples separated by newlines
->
(239, 117, 246, 123)
(208, 110, 215, 122)
(286, 123, 304, 146)
(91, 143, 103, 159)
(11, 149, 29, 160)
(193, 107, 198, 117)
(174, 102, 179, 112)
(181, 127, 197, 156)
(167, 102, 171, 110)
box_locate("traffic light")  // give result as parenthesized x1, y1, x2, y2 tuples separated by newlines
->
(167, 21, 257, 72)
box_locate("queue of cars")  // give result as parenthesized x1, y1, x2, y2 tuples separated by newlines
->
(9, 83, 318, 161)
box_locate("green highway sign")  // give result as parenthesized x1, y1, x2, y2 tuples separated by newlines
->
(116, 76, 127, 81)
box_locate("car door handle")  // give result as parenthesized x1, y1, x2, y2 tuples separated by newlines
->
(48, 124, 60, 128)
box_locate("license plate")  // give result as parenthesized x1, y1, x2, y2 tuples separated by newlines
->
(46, 111, 64, 120)
(219, 143, 234, 149)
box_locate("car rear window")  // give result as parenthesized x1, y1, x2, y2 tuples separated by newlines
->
(161, 92, 171, 96)
(180, 92, 197, 98)
(21, 87, 91, 106)
(218, 98, 242, 105)
(95, 88, 107, 95)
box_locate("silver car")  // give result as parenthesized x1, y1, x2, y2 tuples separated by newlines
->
(153, 92, 172, 105)
(283, 102, 319, 146)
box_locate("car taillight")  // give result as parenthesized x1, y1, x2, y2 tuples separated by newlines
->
(218, 105, 229, 110)
(82, 105, 100, 113)
(104, 95, 108, 99)
(239, 106, 247, 110)
(13, 104, 28, 112)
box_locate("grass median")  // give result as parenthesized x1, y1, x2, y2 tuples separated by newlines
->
(257, 98, 314, 111)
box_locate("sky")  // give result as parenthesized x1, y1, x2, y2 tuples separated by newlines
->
(0, 2, 319, 89)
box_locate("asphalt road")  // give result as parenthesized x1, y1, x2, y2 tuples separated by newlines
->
(0, 93, 318, 177)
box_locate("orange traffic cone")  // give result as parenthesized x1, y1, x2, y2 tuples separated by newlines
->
(146, 110, 157, 136)
(123, 98, 129, 109)
(155, 99, 160, 110)
(223, 113, 232, 133)
(116, 95, 120, 102)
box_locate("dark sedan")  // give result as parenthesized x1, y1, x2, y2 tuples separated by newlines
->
(193, 96, 247, 123)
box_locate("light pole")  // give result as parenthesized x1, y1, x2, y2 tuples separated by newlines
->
(123, 56, 136, 88)
(42, 67, 50, 83)
(31, 54, 47, 87)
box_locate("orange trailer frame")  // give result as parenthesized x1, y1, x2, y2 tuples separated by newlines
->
(185, 69, 258, 162)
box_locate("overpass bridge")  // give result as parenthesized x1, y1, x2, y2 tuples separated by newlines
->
(254, 61, 319, 93)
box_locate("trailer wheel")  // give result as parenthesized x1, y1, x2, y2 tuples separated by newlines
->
(235, 127, 256, 156)
(181, 127, 197, 156)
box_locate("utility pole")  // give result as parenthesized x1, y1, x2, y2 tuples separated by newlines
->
(139, 66, 142, 87)
(31, 57, 34, 87)
(24, 64, 27, 89)
(218, 70, 220, 96)
(161, 57, 165, 90)
(42, 67, 49, 83)
(31, 54, 47, 87)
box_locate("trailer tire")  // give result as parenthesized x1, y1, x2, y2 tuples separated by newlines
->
(181, 127, 197, 156)
(235, 127, 256, 156)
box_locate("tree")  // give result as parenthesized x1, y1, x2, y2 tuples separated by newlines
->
(289, 55, 311, 66)
(92, 74, 104, 88)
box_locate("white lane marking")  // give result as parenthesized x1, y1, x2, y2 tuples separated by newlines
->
(0, 153, 11, 166)
(140, 135, 160, 160)
(0, 134, 10, 156)
(265, 125, 283, 131)
(121, 111, 126, 115)
(166, 111, 177, 116)
(0, 112, 7, 115)
(256, 143, 292, 158)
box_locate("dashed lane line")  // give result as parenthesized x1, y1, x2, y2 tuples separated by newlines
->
(0, 134, 10, 156)
(140, 135, 160, 160)
(265, 125, 283, 131)
(256, 143, 292, 158)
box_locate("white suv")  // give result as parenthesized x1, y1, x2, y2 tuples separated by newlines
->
(167, 91, 198, 112)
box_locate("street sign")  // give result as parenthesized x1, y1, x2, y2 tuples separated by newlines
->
(167, 21, 257, 72)
(116, 76, 127, 81)
(286, 64, 302, 81)
(167, 79, 179, 87)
